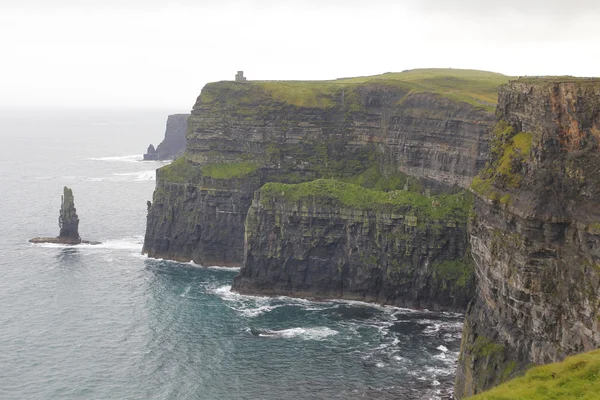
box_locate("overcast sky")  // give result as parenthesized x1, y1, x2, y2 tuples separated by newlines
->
(1, 0, 599, 110)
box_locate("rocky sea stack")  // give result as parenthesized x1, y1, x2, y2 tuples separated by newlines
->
(30, 187, 100, 245)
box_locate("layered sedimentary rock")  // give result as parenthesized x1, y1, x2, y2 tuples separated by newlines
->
(232, 179, 475, 311)
(455, 79, 600, 397)
(144, 114, 189, 160)
(30, 186, 99, 245)
(58, 186, 80, 240)
(143, 70, 505, 266)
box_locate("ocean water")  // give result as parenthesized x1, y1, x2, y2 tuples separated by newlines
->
(0, 110, 464, 399)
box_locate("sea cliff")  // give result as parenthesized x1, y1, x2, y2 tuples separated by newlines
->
(232, 179, 475, 311)
(143, 69, 505, 266)
(455, 78, 600, 397)
(144, 114, 189, 160)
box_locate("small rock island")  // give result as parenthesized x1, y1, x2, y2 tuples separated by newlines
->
(30, 187, 100, 245)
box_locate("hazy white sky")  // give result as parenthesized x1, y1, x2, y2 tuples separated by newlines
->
(1, 0, 599, 110)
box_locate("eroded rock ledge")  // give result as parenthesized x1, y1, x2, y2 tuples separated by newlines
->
(232, 179, 475, 311)
(454, 78, 600, 398)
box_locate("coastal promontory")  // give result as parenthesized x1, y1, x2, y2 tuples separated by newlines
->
(144, 114, 189, 160)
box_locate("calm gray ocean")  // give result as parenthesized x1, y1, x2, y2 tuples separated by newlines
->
(0, 109, 463, 400)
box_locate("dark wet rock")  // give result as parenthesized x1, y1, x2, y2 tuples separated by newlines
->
(29, 187, 100, 245)
(454, 78, 600, 397)
(143, 79, 495, 266)
(232, 181, 475, 312)
(143, 144, 158, 160)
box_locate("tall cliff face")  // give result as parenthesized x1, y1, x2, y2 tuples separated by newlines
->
(232, 179, 475, 311)
(144, 114, 189, 160)
(455, 79, 600, 397)
(143, 70, 504, 266)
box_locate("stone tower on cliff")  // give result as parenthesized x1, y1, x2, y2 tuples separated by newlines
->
(235, 71, 247, 82)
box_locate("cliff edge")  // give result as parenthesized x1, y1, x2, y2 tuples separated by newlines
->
(143, 69, 507, 266)
(232, 179, 475, 311)
(454, 78, 600, 397)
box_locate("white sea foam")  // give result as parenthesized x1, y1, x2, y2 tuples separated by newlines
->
(259, 327, 338, 341)
(437, 345, 449, 353)
(240, 304, 284, 317)
(112, 170, 156, 181)
(332, 299, 421, 315)
(87, 154, 143, 162)
(84, 170, 156, 182)
(32, 237, 143, 251)
(202, 264, 241, 272)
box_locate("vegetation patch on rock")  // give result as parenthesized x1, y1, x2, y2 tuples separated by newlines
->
(471, 120, 534, 201)
(467, 349, 600, 400)
(260, 179, 472, 220)
(201, 162, 259, 180)
(200, 68, 511, 111)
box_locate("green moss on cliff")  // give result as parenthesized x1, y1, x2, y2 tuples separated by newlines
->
(338, 68, 511, 107)
(432, 257, 475, 288)
(471, 120, 534, 200)
(201, 69, 510, 111)
(158, 157, 202, 183)
(467, 349, 600, 400)
(259, 179, 472, 220)
(201, 162, 259, 179)
(341, 165, 423, 193)
(470, 336, 505, 358)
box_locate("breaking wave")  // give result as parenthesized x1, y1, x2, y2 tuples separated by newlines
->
(247, 326, 339, 341)
(32, 237, 143, 251)
(86, 154, 143, 162)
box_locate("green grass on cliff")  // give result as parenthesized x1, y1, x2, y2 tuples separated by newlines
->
(467, 349, 600, 400)
(158, 157, 201, 183)
(338, 68, 510, 106)
(259, 179, 472, 220)
(341, 165, 424, 193)
(471, 120, 534, 201)
(158, 158, 259, 182)
(201, 162, 259, 179)
(202, 68, 512, 111)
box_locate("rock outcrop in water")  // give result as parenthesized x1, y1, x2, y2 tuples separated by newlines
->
(144, 144, 158, 160)
(30, 187, 99, 245)
(143, 69, 507, 268)
(454, 78, 600, 397)
(144, 114, 189, 160)
(232, 180, 475, 311)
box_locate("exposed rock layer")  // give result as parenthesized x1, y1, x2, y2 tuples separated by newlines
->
(454, 79, 600, 397)
(232, 181, 475, 311)
(143, 75, 497, 266)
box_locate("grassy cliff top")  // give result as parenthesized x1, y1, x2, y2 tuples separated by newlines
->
(199, 68, 512, 110)
(512, 76, 600, 85)
(259, 179, 472, 220)
(468, 349, 600, 400)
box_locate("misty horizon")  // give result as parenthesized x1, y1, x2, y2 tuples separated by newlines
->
(2, 0, 599, 109)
